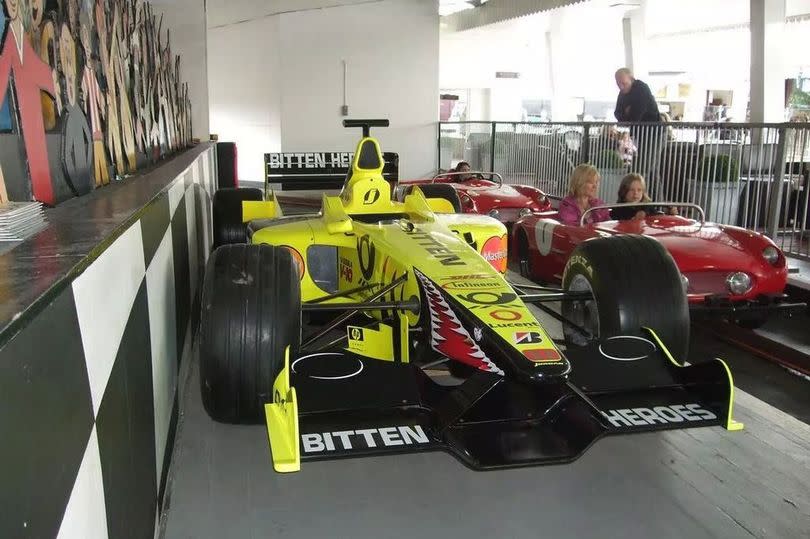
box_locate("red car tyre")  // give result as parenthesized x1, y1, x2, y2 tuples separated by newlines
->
(561, 235, 690, 363)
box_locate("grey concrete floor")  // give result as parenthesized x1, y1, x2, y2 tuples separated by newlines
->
(160, 274, 810, 539)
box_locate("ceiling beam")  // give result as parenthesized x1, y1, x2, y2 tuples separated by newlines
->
(442, 0, 587, 32)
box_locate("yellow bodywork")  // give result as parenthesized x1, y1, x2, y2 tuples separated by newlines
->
(255, 132, 565, 470)
(249, 134, 559, 361)
(264, 347, 300, 472)
(242, 195, 283, 222)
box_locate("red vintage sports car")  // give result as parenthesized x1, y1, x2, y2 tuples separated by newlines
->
(512, 201, 803, 328)
(396, 171, 552, 226)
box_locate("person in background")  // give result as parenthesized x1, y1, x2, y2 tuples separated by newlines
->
(617, 131, 637, 166)
(453, 161, 472, 181)
(614, 67, 664, 188)
(612, 173, 678, 220)
(614, 68, 660, 123)
(558, 164, 610, 226)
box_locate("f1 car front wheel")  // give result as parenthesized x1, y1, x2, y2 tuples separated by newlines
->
(561, 235, 690, 363)
(199, 244, 301, 423)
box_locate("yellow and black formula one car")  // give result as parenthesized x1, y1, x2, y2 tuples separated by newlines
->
(200, 120, 743, 473)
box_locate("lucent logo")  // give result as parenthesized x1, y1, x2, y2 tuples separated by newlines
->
(602, 403, 717, 428)
(301, 425, 430, 453)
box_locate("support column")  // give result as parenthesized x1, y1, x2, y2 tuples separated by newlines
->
(750, 0, 786, 123)
(622, 2, 648, 79)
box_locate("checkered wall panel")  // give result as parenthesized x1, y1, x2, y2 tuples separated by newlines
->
(0, 148, 215, 539)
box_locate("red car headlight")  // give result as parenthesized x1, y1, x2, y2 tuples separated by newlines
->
(762, 246, 779, 266)
(726, 272, 752, 295)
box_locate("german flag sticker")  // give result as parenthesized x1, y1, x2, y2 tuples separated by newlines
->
(524, 348, 561, 362)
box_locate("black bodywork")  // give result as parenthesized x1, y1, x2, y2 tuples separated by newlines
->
(291, 330, 733, 470)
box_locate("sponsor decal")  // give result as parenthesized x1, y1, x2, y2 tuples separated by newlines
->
(488, 321, 540, 328)
(564, 255, 593, 280)
(266, 152, 353, 170)
(363, 188, 381, 205)
(443, 274, 493, 280)
(473, 327, 483, 341)
(459, 291, 519, 306)
(404, 229, 465, 267)
(301, 425, 431, 453)
(490, 309, 522, 321)
(440, 279, 502, 291)
(602, 404, 718, 428)
(339, 257, 353, 282)
(523, 348, 561, 362)
(349, 327, 364, 341)
(358, 235, 375, 281)
(415, 270, 503, 375)
(514, 331, 543, 345)
(282, 246, 305, 280)
(481, 235, 508, 272)
(534, 219, 557, 257)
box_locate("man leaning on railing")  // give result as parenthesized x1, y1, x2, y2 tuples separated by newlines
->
(614, 68, 665, 186)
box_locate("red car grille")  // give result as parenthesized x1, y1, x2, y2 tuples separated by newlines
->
(683, 271, 728, 296)
(491, 208, 522, 223)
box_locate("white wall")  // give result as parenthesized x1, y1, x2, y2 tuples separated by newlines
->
(440, 3, 626, 122)
(207, 0, 439, 182)
(207, 16, 282, 182)
(151, 0, 210, 141)
(277, 0, 439, 179)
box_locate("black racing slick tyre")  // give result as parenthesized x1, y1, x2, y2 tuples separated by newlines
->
(403, 184, 462, 213)
(212, 187, 263, 248)
(199, 244, 301, 423)
(561, 235, 690, 363)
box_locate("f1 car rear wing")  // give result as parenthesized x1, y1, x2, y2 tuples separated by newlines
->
(264, 151, 399, 191)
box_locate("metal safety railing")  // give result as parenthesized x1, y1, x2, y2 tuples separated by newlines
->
(438, 120, 810, 261)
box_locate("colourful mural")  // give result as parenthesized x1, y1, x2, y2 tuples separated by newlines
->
(0, 0, 193, 206)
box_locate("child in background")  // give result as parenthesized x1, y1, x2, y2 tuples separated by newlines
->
(617, 132, 637, 166)
(611, 173, 677, 220)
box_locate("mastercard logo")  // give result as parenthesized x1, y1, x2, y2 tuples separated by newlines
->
(481, 235, 507, 273)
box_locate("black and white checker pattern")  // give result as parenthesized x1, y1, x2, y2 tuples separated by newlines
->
(0, 148, 214, 539)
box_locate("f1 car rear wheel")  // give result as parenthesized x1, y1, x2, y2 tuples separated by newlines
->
(212, 187, 263, 248)
(404, 184, 462, 213)
(561, 235, 690, 363)
(199, 244, 301, 423)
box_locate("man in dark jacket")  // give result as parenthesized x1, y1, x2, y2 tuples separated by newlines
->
(614, 68, 664, 191)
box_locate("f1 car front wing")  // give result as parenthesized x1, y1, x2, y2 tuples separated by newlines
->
(264, 328, 742, 472)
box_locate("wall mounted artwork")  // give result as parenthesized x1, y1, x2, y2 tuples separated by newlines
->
(0, 0, 193, 206)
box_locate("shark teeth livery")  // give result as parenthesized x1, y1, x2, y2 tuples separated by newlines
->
(415, 269, 503, 375)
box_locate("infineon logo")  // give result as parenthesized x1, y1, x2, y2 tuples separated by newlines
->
(301, 425, 430, 453)
(602, 403, 717, 428)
